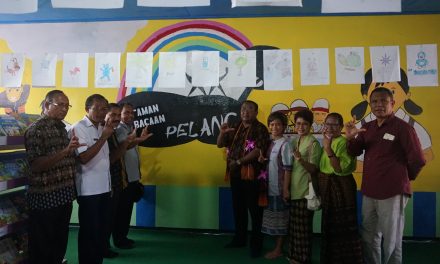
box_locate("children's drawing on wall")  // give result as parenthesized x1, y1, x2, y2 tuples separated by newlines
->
(62, 53, 89, 88)
(190, 51, 220, 91)
(370, 46, 401, 83)
(32, 53, 57, 87)
(263, 49, 293, 90)
(335, 47, 365, 84)
(158, 51, 187, 89)
(6, 57, 20, 76)
(126, 52, 153, 88)
(95, 52, 120, 88)
(2, 54, 25, 88)
(406, 44, 438, 87)
(228, 50, 257, 87)
(299, 48, 330, 86)
(69, 67, 80, 76)
(0, 85, 30, 114)
(351, 68, 434, 171)
(100, 64, 114, 81)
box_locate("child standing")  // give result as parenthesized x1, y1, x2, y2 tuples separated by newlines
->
(259, 111, 293, 259)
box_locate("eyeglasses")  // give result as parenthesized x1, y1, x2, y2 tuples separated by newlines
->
(324, 123, 340, 128)
(51, 102, 72, 109)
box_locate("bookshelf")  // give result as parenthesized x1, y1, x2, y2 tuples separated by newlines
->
(0, 113, 35, 263)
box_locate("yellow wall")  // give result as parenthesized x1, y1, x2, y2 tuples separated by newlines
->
(2, 15, 439, 191)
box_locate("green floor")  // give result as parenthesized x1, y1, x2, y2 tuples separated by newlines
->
(65, 227, 440, 264)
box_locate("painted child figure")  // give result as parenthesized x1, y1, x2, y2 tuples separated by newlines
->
(259, 111, 293, 259)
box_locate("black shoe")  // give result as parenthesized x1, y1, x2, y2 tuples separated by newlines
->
(224, 240, 246, 248)
(125, 238, 135, 245)
(120, 238, 135, 245)
(103, 249, 119, 258)
(115, 241, 135, 249)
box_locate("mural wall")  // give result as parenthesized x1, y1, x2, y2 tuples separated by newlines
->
(1, 15, 439, 237)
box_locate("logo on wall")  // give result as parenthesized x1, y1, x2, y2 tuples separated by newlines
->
(118, 20, 277, 148)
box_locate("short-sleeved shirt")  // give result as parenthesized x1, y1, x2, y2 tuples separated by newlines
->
(319, 136, 356, 176)
(116, 122, 140, 183)
(24, 116, 76, 210)
(290, 134, 322, 200)
(268, 137, 292, 196)
(72, 116, 111, 196)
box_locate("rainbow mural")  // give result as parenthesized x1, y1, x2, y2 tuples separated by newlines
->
(118, 20, 253, 100)
(111, 18, 440, 237)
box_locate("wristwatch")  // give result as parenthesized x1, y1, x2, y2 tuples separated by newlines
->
(236, 159, 242, 165)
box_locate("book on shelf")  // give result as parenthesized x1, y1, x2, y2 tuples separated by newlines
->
(0, 115, 26, 137)
(0, 193, 27, 228)
(0, 152, 28, 182)
(0, 113, 40, 146)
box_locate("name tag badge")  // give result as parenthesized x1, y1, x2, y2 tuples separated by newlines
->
(383, 133, 395, 141)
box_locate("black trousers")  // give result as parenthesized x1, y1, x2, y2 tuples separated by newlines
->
(28, 202, 72, 264)
(105, 189, 121, 249)
(229, 171, 264, 251)
(77, 192, 111, 264)
(113, 182, 137, 244)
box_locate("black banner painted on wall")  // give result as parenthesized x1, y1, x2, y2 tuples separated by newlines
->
(119, 92, 241, 147)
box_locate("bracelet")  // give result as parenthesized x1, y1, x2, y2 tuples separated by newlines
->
(236, 159, 242, 165)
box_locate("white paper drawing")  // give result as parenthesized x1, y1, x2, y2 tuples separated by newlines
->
(0, 0, 37, 14)
(158, 52, 187, 89)
(126, 52, 153, 88)
(300, 48, 330, 86)
(232, 0, 302, 7)
(191, 51, 220, 87)
(51, 0, 124, 8)
(335, 47, 365, 84)
(227, 50, 257, 88)
(32, 53, 58, 87)
(322, 0, 401, 13)
(407, 44, 438, 87)
(95, 53, 121, 88)
(62, 53, 89, 88)
(263, 49, 293, 90)
(2, 54, 25, 88)
(370, 46, 401, 83)
(138, 0, 210, 6)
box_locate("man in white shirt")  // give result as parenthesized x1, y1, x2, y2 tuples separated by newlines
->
(71, 94, 114, 264)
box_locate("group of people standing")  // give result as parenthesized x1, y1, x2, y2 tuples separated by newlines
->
(217, 87, 425, 264)
(23, 87, 425, 264)
(24, 91, 150, 264)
